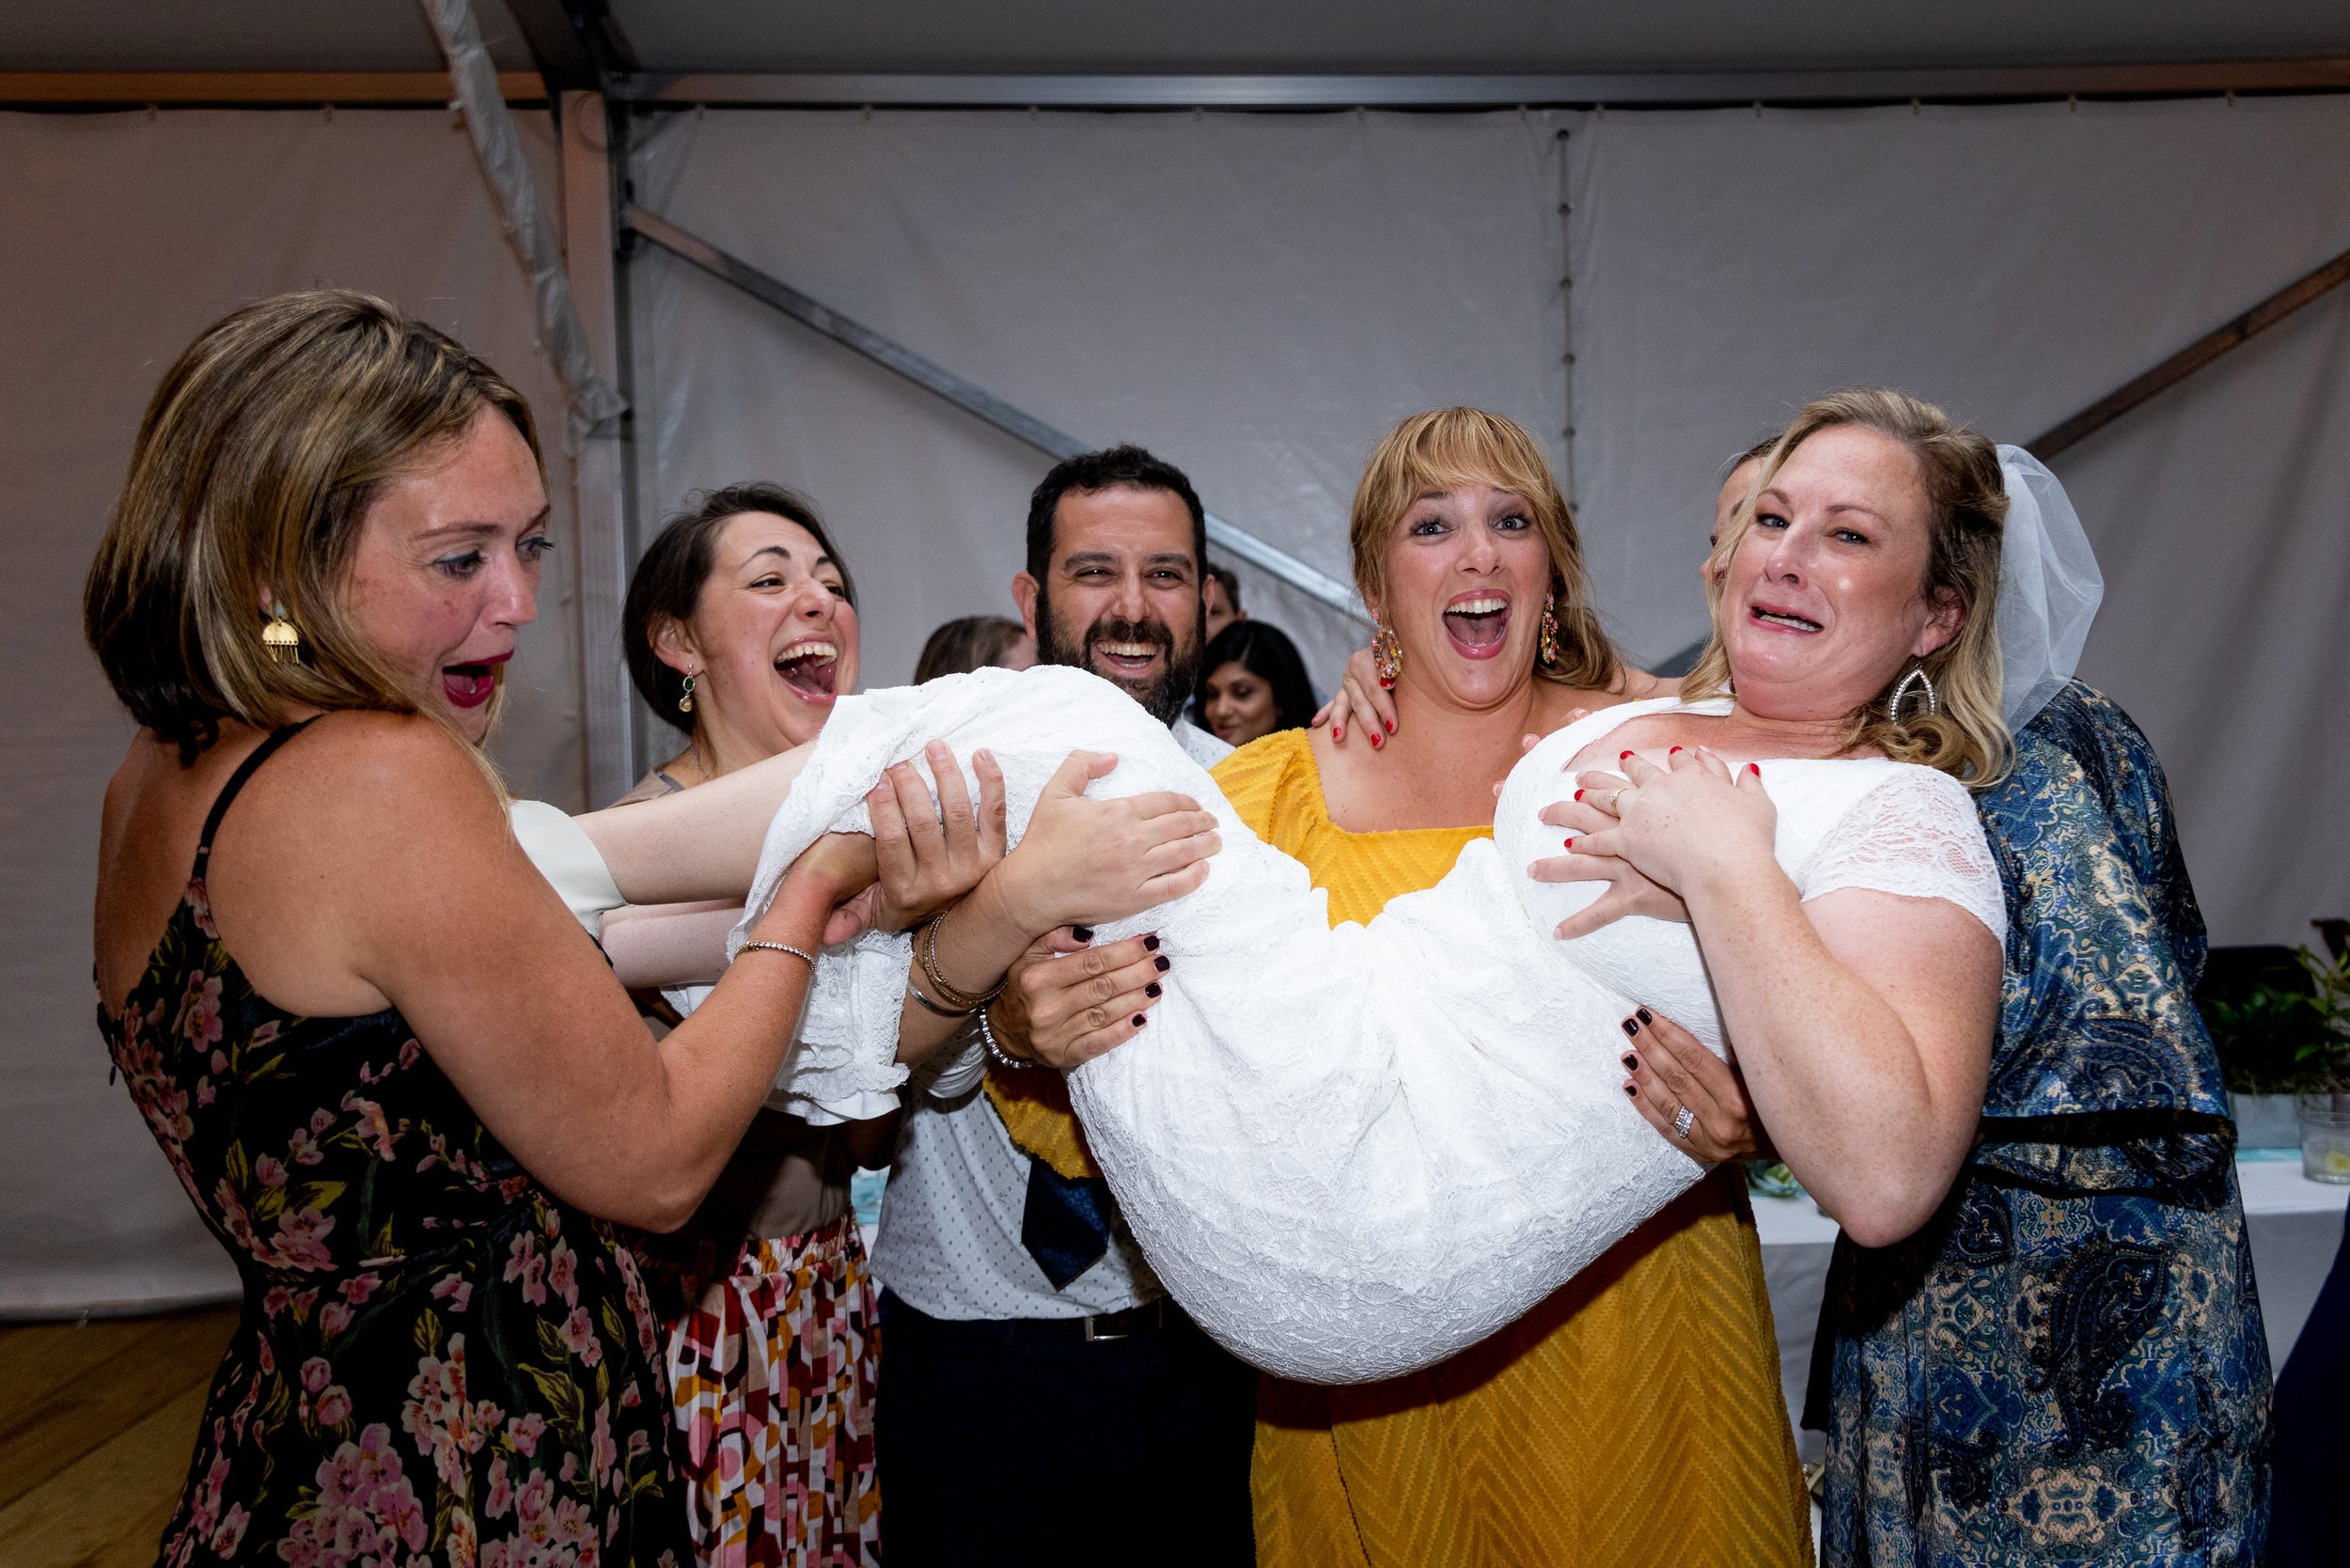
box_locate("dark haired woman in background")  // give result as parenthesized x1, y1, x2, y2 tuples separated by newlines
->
(1194, 619, 1316, 748)
(914, 614, 1034, 682)
(614, 484, 887, 1567)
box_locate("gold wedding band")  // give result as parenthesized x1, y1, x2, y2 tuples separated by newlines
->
(1607, 788, 1629, 815)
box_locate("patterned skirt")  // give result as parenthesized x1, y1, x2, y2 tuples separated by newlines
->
(639, 1212, 884, 1568)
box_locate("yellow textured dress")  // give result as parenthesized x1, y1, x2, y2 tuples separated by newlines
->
(1213, 729, 1810, 1568)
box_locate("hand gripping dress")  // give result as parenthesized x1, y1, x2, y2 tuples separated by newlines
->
(101, 725, 684, 1568)
(1218, 729, 1812, 1568)
(1807, 682, 2273, 1566)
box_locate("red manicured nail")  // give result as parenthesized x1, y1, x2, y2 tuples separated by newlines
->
(1563, 837, 1575, 849)
(1332, 725, 1342, 741)
(1574, 789, 1585, 801)
(1370, 733, 1382, 749)
(1620, 750, 1634, 760)
(1669, 746, 1683, 755)
(1378, 677, 1394, 690)
(1385, 719, 1395, 734)
(1748, 762, 1762, 776)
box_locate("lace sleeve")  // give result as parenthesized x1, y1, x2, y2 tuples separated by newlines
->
(1795, 767, 2006, 944)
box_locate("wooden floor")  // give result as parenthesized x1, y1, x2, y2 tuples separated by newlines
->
(0, 1306, 237, 1568)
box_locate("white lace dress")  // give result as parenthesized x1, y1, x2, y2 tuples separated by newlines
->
(743, 666, 2004, 1383)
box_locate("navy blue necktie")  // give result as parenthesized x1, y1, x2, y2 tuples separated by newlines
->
(1020, 1156, 1115, 1289)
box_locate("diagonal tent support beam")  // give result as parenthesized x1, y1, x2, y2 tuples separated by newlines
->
(417, 0, 626, 440)
(2029, 244, 2350, 460)
(623, 205, 1367, 623)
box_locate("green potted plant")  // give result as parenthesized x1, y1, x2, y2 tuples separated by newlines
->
(2287, 944, 2350, 1182)
(2201, 941, 2341, 1153)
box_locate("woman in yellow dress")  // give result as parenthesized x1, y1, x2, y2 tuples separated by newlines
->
(1223, 408, 1810, 1566)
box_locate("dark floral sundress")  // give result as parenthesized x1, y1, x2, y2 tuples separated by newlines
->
(102, 723, 685, 1567)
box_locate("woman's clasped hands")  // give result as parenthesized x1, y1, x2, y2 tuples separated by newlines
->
(1530, 745, 1777, 940)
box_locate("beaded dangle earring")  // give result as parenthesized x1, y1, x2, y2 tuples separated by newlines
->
(261, 603, 302, 665)
(1538, 591, 1561, 668)
(1886, 663, 1938, 723)
(1371, 617, 1403, 687)
(678, 672, 697, 714)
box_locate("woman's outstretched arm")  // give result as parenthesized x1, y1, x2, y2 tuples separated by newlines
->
(574, 738, 818, 903)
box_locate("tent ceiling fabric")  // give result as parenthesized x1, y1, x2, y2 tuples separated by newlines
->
(4, 0, 2346, 76)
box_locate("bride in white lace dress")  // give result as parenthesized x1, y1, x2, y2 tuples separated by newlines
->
(566, 390, 2014, 1385)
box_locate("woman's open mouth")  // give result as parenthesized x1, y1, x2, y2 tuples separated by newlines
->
(1747, 603, 1824, 635)
(441, 652, 510, 709)
(1441, 594, 1512, 660)
(775, 638, 840, 702)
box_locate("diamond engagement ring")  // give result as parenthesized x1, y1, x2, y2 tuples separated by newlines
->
(1671, 1105, 1696, 1139)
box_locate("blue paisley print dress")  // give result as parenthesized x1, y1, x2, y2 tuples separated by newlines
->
(1808, 683, 2272, 1565)
(102, 725, 686, 1567)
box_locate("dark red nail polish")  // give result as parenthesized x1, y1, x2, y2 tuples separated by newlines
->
(1071, 926, 1094, 942)
(1669, 746, 1683, 755)
(1563, 837, 1575, 850)
(1621, 1052, 1637, 1072)
(1143, 934, 1160, 951)
(1748, 762, 1762, 776)
(1378, 678, 1394, 690)
(1637, 1007, 1653, 1025)
(1153, 955, 1170, 973)
(1574, 789, 1585, 802)
(1623, 1083, 1638, 1099)
(1370, 733, 1382, 749)
(1132, 1013, 1148, 1027)
(1145, 982, 1162, 998)
(1621, 1016, 1640, 1037)
(1620, 750, 1634, 760)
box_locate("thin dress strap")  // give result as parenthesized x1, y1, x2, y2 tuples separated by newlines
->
(194, 719, 318, 871)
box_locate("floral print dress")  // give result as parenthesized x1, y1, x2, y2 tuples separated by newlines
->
(102, 724, 686, 1567)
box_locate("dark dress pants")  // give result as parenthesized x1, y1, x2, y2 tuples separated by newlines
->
(877, 1293, 1258, 1566)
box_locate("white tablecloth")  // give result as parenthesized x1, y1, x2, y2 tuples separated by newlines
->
(1755, 1157, 2347, 1463)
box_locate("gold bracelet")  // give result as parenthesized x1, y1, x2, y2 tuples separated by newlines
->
(737, 939, 817, 966)
(917, 908, 1006, 1012)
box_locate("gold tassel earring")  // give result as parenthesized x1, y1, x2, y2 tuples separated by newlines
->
(262, 604, 302, 665)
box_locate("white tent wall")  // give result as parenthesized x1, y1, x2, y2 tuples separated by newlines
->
(0, 107, 592, 1314)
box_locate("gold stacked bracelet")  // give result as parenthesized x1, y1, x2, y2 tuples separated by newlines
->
(917, 908, 1007, 1013)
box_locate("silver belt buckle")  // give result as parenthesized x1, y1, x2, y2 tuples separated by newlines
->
(1083, 1313, 1129, 1342)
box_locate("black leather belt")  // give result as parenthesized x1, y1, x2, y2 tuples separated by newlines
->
(883, 1292, 1178, 1344)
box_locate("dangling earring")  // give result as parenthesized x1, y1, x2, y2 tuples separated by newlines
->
(1371, 617, 1404, 686)
(261, 603, 302, 665)
(1538, 591, 1562, 668)
(678, 672, 697, 715)
(1886, 663, 1938, 723)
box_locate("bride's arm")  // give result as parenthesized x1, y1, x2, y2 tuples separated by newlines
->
(575, 741, 817, 903)
(1591, 748, 1998, 1247)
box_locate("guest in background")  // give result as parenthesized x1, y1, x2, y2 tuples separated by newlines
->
(1195, 619, 1316, 748)
(914, 613, 1034, 682)
(615, 483, 889, 1566)
(1204, 560, 1247, 641)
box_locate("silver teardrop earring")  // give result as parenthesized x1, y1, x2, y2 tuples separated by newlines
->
(1886, 663, 1938, 723)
